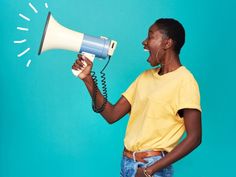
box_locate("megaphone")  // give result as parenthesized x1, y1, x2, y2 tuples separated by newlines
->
(38, 12, 117, 77)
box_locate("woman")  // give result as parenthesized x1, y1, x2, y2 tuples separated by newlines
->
(72, 18, 202, 177)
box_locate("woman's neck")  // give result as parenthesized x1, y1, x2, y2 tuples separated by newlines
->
(158, 52, 182, 75)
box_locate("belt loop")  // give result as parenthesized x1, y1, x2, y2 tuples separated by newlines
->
(133, 151, 137, 162)
(161, 151, 165, 157)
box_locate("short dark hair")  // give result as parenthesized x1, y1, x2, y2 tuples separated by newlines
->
(154, 18, 185, 54)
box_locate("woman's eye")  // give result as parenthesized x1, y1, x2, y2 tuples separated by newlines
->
(148, 35, 154, 39)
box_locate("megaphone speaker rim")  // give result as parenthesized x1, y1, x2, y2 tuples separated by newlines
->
(38, 12, 52, 55)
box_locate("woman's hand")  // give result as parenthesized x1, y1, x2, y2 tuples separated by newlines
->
(135, 168, 147, 177)
(72, 54, 93, 80)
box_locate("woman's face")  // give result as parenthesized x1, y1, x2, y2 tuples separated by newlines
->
(142, 24, 167, 66)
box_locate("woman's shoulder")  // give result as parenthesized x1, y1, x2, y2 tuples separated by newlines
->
(179, 66, 199, 84)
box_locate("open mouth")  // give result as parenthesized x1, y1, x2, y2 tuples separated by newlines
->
(144, 49, 152, 62)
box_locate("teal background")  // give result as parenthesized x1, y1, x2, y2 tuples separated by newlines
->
(1, 0, 236, 177)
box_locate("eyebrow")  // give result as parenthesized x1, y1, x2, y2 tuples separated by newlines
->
(148, 30, 154, 33)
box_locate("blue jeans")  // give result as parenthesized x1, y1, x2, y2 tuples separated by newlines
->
(120, 154, 173, 177)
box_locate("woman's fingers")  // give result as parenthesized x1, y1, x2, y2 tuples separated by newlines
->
(77, 54, 93, 66)
(72, 59, 85, 70)
(72, 54, 93, 79)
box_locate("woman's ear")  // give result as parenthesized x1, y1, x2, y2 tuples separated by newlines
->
(164, 38, 174, 50)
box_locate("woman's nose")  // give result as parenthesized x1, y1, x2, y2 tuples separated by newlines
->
(142, 39, 147, 45)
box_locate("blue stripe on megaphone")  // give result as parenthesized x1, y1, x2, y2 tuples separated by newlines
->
(80, 35, 110, 59)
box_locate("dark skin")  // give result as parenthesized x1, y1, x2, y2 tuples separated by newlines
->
(72, 23, 202, 177)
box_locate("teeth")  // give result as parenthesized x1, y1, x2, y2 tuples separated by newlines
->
(144, 49, 149, 52)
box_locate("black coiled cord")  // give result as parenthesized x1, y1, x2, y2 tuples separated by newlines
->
(91, 56, 111, 113)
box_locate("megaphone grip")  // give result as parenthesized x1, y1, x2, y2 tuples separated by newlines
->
(72, 63, 86, 77)
(72, 52, 95, 78)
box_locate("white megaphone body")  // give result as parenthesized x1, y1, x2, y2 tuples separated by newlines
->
(38, 12, 117, 77)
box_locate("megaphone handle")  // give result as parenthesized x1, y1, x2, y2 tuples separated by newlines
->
(72, 52, 95, 78)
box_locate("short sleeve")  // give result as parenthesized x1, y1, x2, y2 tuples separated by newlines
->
(122, 75, 141, 106)
(176, 77, 201, 113)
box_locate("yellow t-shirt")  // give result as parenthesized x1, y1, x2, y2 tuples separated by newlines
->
(122, 66, 201, 152)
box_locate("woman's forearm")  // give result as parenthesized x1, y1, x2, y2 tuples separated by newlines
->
(147, 134, 201, 175)
(83, 74, 116, 123)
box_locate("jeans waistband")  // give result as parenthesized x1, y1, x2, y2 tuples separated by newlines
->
(123, 148, 167, 162)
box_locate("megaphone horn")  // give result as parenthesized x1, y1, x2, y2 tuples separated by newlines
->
(38, 12, 117, 59)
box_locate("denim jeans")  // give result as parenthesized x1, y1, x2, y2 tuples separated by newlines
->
(120, 153, 173, 177)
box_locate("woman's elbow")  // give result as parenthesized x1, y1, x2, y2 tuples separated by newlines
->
(107, 119, 115, 124)
(188, 134, 202, 148)
(104, 115, 117, 124)
(193, 134, 202, 148)
(197, 135, 202, 146)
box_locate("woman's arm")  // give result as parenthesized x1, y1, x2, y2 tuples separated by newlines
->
(72, 55, 131, 124)
(138, 108, 202, 176)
